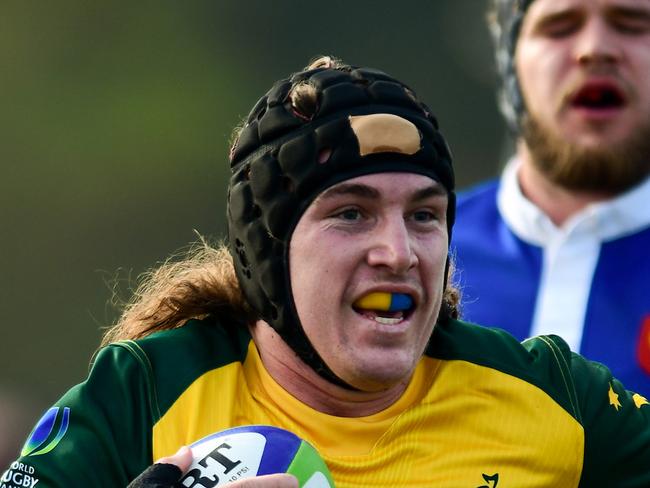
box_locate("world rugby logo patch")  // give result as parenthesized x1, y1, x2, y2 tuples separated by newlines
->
(21, 407, 70, 457)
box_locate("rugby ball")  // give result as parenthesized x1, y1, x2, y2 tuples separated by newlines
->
(178, 425, 334, 487)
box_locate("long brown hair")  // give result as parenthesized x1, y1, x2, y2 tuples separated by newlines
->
(100, 240, 256, 346)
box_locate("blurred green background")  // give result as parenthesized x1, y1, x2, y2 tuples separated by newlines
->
(1, 0, 507, 464)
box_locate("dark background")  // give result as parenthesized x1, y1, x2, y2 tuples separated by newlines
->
(1, 0, 509, 464)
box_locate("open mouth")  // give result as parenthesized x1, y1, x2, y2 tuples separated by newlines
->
(571, 82, 625, 110)
(352, 292, 415, 325)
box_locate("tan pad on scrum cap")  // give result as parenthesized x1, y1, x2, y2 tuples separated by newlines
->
(349, 114, 421, 156)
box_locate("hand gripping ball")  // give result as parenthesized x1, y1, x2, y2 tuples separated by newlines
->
(179, 425, 335, 487)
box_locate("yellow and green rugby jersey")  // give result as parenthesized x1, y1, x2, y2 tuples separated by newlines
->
(5, 317, 650, 487)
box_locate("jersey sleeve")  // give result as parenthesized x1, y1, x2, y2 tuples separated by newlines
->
(2, 343, 157, 487)
(569, 347, 650, 487)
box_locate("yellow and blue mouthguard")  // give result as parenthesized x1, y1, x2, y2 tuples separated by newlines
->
(353, 292, 413, 312)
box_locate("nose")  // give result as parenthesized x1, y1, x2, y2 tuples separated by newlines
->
(574, 17, 621, 67)
(366, 215, 418, 274)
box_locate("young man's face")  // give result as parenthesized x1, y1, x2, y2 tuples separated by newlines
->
(289, 173, 449, 392)
(515, 0, 650, 191)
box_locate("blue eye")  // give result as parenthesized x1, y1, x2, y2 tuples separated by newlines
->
(413, 210, 436, 222)
(338, 209, 361, 221)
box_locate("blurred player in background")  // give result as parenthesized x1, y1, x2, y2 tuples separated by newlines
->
(453, 0, 650, 393)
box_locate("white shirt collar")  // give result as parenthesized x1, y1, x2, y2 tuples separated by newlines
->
(497, 157, 650, 246)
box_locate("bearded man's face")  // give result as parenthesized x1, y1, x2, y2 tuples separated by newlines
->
(515, 0, 650, 193)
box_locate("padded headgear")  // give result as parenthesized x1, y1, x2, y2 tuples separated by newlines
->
(227, 60, 455, 386)
(488, 0, 536, 131)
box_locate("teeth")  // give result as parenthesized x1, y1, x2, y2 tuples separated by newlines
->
(358, 310, 405, 325)
(374, 316, 402, 325)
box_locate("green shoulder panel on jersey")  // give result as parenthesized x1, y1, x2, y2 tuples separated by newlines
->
(428, 319, 650, 487)
(428, 319, 582, 423)
(4, 317, 250, 488)
(6, 341, 159, 486)
(115, 317, 252, 423)
(569, 351, 650, 486)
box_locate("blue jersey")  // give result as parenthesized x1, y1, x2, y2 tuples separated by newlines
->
(453, 160, 650, 394)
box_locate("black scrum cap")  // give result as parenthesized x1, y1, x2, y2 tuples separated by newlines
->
(227, 59, 455, 386)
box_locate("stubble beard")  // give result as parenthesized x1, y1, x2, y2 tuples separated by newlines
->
(521, 113, 650, 195)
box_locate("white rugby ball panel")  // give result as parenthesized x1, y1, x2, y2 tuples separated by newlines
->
(178, 425, 334, 487)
